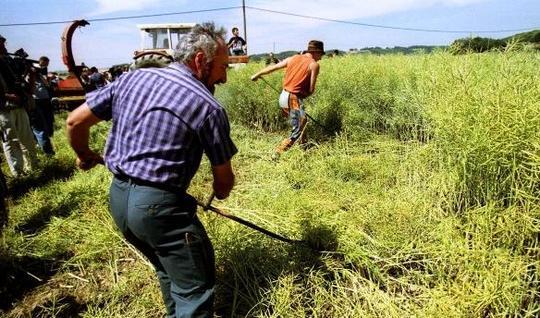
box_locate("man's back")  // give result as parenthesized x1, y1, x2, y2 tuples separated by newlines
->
(87, 63, 235, 190)
(283, 54, 314, 98)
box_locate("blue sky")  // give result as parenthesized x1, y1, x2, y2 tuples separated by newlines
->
(1, 0, 538, 71)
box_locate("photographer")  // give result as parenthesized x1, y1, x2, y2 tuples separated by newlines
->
(0, 34, 38, 177)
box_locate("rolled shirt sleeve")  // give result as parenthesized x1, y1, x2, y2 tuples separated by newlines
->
(85, 80, 116, 120)
(198, 108, 238, 166)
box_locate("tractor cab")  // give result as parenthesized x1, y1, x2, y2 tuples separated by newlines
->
(133, 23, 195, 67)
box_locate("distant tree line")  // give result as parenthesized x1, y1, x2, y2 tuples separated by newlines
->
(506, 29, 540, 43)
(249, 51, 302, 63)
(248, 46, 445, 62)
(352, 45, 445, 55)
(449, 37, 507, 54)
(249, 30, 540, 61)
(450, 29, 540, 54)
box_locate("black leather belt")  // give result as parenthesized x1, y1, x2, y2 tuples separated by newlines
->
(113, 173, 183, 194)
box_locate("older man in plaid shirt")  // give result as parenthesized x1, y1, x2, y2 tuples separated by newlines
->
(66, 22, 236, 318)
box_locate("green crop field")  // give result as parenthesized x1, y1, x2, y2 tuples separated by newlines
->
(1, 51, 539, 317)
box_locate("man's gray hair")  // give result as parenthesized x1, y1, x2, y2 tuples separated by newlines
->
(174, 22, 226, 63)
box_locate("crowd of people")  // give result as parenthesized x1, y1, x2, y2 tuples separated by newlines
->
(0, 35, 55, 177)
(0, 35, 56, 226)
(0, 34, 132, 226)
(80, 64, 129, 92)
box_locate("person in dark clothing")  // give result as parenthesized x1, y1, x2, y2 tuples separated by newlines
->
(88, 66, 105, 92)
(29, 56, 55, 155)
(227, 27, 246, 56)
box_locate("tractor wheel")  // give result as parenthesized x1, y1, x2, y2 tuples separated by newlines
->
(132, 52, 174, 69)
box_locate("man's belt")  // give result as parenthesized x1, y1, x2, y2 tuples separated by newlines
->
(113, 173, 184, 194)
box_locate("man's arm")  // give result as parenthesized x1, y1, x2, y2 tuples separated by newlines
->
(66, 102, 104, 170)
(307, 61, 320, 96)
(250, 57, 289, 81)
(211, 160, 235, 199)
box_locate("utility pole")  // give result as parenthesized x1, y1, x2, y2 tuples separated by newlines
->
(242, 0, 247, 54)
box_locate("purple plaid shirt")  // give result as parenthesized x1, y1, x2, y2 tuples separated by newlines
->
(86, 63, 237, 192)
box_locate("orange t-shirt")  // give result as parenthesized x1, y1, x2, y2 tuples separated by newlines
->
(283, 54, 314, 98)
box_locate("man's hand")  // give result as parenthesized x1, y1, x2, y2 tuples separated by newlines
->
(212, 161, 235, 200)
(76, 151, 104, 170)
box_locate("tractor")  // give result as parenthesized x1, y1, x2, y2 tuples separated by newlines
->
(52, 21, 249, 111)
(133, 23, 249, 68)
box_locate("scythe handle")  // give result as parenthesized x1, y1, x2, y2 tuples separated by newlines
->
(196, 200, 304, 245)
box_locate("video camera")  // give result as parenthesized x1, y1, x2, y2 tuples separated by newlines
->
(2, 48, 40, 108)
(11, 48, 30, 59)
(8, 48, 40, 75)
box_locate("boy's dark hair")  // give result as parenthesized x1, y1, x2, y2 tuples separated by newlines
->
(232, 27, 239, 33)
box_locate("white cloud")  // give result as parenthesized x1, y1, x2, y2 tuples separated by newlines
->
(91, 0, 171, 15)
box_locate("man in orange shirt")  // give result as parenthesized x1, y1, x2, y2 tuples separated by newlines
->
(251, 40, 324, 158)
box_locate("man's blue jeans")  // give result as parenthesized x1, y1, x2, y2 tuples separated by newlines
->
(30, 99, 54, 155)
(109, 177, 215, 318)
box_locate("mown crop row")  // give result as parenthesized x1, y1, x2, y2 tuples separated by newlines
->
(218, 52, 540, 213)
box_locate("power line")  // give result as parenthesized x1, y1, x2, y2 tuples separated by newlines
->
(0, 5, 537, 34)
(0, 6, 241, 27)
(246, 6, 538, 34)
